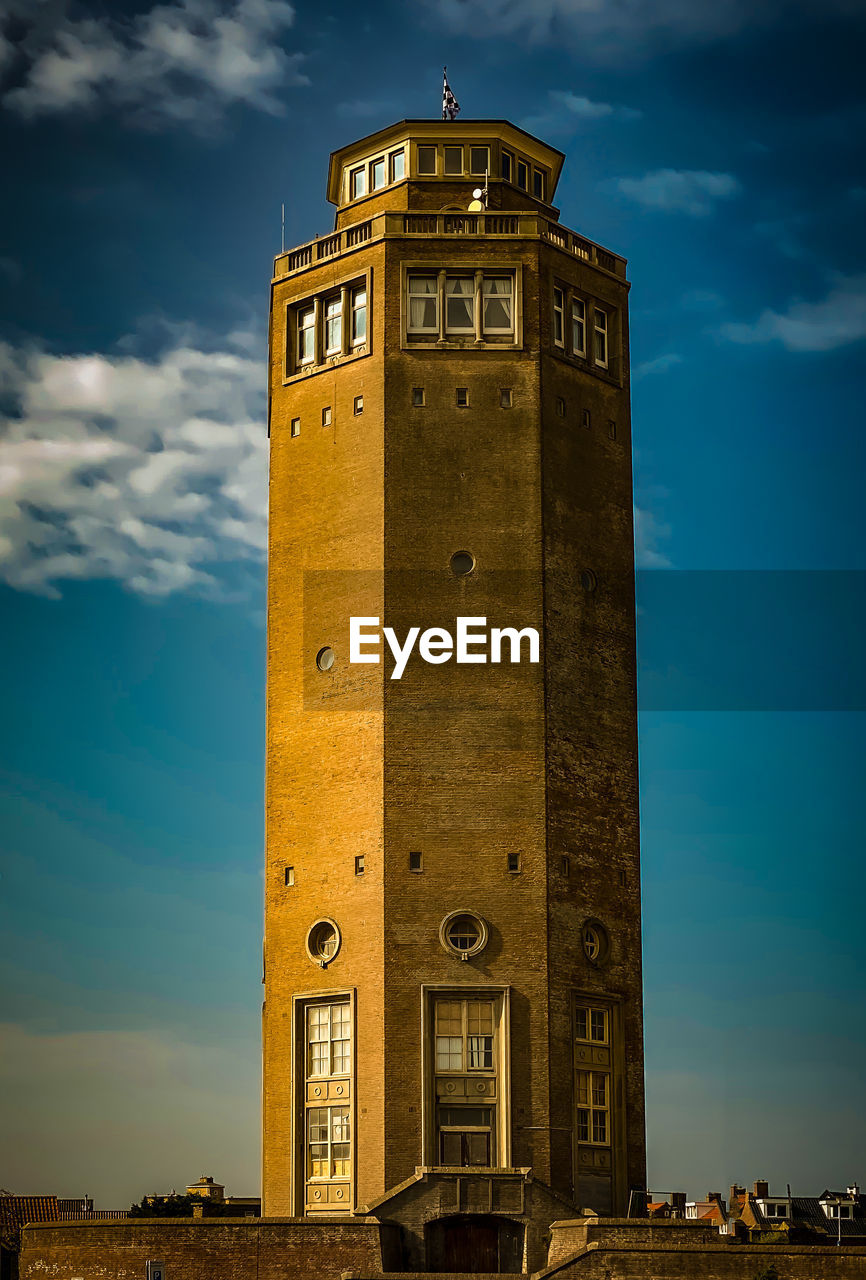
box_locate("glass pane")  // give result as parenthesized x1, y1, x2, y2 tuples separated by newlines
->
(436, 1035, 463, 1070)
(350, 168, 366, 198)
(332, 1039, 350, 1074)
(595, 329, 607, 364)
(483, 295, 512, 331)
(309, 1146, 328, 1178)
(466, 1132, 490, 1166)
(446, 297, 475, 333)
(435, 1001, 462, 1034)
(332, 1108, 350, 1140)
(444, 145, 463, 174)
(593, 1112, 607, 1143)
(590, 1010, 606, 1041)
(470, 146, 489, 175)
(577, 1109, 589, 1141)
(352, 289, 366, 343)
(533, 169, 545, 199)
(332, 1147, 350, 1177)
(501, 150, 512, 182)
(576, 1071, 588, 1105)
(468, 1035, 493, 1069)
(390, 149, 405, 181)
(417, 145, 436, 175)
(308, 1108, 329, 1141)
(592, 1074, 607, 1106)
(441, 1132, 462, 1164)
(309, 1041, 328, 1076)
(575, 1008, 588, 1040)
(467, 1001, 494, 1035)
(372, 158, 385, 189)
(410, 275, 437, 295)
(439, 1107, 491, 1127)
(446, 276, 474, 296)
(517, 161, 528, 190)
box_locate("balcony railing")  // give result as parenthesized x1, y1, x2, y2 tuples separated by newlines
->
(274, 212, 626, 281)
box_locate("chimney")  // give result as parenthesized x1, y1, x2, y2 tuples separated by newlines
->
(730, 1185, 745, 1206)
(754, 1181, 769, 1200)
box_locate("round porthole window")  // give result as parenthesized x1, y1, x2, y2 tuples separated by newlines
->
(306, 918, 341, 967)
(440, 910, 488, 959)
(316, 646, 335, 671)
(450, 551, 475, 577)
(582, 919, 609, 966)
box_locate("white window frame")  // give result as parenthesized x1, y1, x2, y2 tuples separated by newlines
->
(594, 306, 609, 369)
(324, 295, 342, 356)
(407, 274, 440, 335)
(351, 286, 367, 347)
(553, 287, 564, 347)
(370, 156, 386, 191)
(298, 306, 315, 365)
(389, 148, 405, 182)
(481, 275, 513, 335)
(572, 296, 586, 357)
(349, 165, 366, 201)
(445, 275, 476, 334)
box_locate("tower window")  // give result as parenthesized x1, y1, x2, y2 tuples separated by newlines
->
(594, 308, 609, 368)
(562, 855, 571, 878)
(582, 919, 610, 965)
(417, 144, 437, 175)
(407, 274, 439, 333)
(556, 397, 566, 417)
(303, 999, 352, 1207)
(572, 298, 586, 357)
(608, 419, 617, 440)
(446, 277, 475, 333)
(291, 418, 301, 437)
(516, 159, 529, 190)
(440, 910, 488, 959)
(450, 551, 475, 575)
(389, 148, 405, 182)
(371, 157, 386, 190)
(499, 388, 513, 408)
(444, 145, 463, 175)
(322, 406, 331, 427)
(354, 855, 365, 876)
(306, 919, 341, 967)
(412, 387, 425, 407)
(351, 286, 367, 346)
(455, 387, 470, 408)
(582, 408, 591, 429)
(409, 850, 423, 872)
(482, 276, 513, 332)
(533, 169, 546, 201)
(316, 646, 335, 671)
(501, 149, 513, 183)
(507, 852, 520, 873)
(353, 395, 364, 415)
(553, 287, 564, 346)
(324, 295, 342, 356)
(470, 146, 490, 175)
(285, 866, 295, 886)
(298, 307, 315, 364)
(349, 166, 366, 200)
(431, 994, 502, 1169)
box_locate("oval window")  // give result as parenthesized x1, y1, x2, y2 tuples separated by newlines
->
(307, 919, 341, 967)
(450, 551, 475, 577)
(440, 910, 488, 959)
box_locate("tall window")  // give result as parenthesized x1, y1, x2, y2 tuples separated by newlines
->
(408, 275, 439, 333)
(304, 1000, 352, 1209)
(432, 995, 499, 1169)
(576, 1069, 609, 1144)
(349, 166, 366, 200)
(390, 148, 405, 182)
(574, 1000, 614, 1212)
(324, 296, 342, 355)
(417, 145, 437, 175)
(352, 287, 367, 346)
(553, 287, 564, 346)
(594, 308, 608, 368)
(298, 307, 315, 364)
(444, 145, 463, 175)
(572, 298, 586, 356)
(483, 276, 513, 332)
(470, 146, 490, 175)
(517, 159, 529, 190)
(533, 168, 546, 200)
(501, 149, 513, 183)
(371, 157, 386, 190)
(445, 276, 475, 332)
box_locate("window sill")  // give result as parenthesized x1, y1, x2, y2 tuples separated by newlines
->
(549, 346, 622, 386)
(284, 345, 370, 386)
(404, 337, 521, 351)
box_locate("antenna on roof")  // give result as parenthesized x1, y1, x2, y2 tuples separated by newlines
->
(281, 203, 285, 254)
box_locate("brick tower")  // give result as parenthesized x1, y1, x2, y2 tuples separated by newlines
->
(264, 119, 645, 1269)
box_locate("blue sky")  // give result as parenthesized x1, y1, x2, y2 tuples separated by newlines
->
(1, 0, 865, 1206)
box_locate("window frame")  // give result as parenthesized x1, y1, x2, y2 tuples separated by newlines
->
(516, 159, 529, 190)
(533, 168, 546, 201)
(444, 144, 464, 176)
(403, 263, 522, 349)
(416, 144, 438, 175)
(294, 990, 356, 1214)
(553, 286, 565, 347)
(469, 145, 490, 176)
(407, 273, 440, 335)
(501, 149, 513, 183)
(284, 268, 373, 384)
(323, 294, 342, 356)
(594, 307, 609, 369)
(370, 156, 386, 191)
(389, 147, 405, 182)
(351, 285, 367, 347)
(349, 165, 366, 201)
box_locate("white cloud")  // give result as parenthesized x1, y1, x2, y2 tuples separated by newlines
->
(615, 168, 740, 216)
(0, 332, 267, 598)
(720, 274, 866, 352)
(522, 88, 641, 136)
(431, 0, 863, 58)
(635, 504, 672, 568)
(634, 352, 683, 380)
(1, 0, 307, 129)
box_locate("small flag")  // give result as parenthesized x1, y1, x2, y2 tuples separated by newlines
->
(442, 67, 460, 121)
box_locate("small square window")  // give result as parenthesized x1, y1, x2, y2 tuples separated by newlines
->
(417, 145, 437, 175)
(354, 855, 365, 875)
(470, 146, 490, 175)
(322, 406, 332, 427)
(501, 149, 513, 183)
(582, 408, 591, 429)
(291, 418, 300, 437)
(353, 395, 364, 415)
(409, 850, 423, 872)
(499, 388, 513, 408)
(412, 387, 425, 407)
(556, 397, 565, 417)
(444, 145, 463, 175)
(507, 852, 520, 873)
(608, 419, 617, 440)
(285, 866, 295, 886)
(456, 387, 469, 408)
